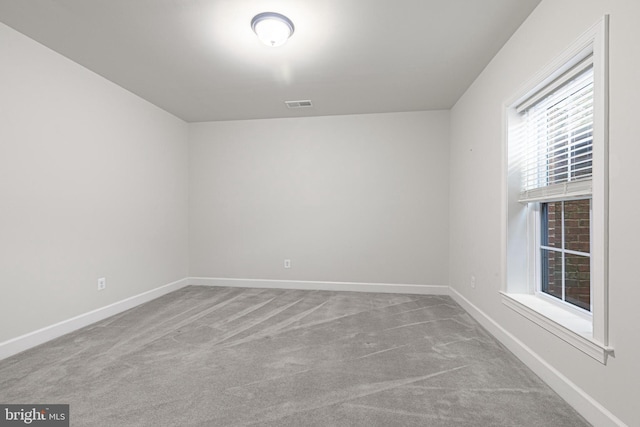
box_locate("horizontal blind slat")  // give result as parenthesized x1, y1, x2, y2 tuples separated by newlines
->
(518, 64, 594, 195)
(516, 54, 593, 113)
(519, 179, 592, 203)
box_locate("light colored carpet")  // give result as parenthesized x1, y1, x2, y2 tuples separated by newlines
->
(0, 286, 590, 426)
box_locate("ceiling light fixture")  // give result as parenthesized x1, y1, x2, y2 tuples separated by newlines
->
(251, 12, 294, 47)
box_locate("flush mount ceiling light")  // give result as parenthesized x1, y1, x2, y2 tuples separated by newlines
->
(251, 12, 295, 47)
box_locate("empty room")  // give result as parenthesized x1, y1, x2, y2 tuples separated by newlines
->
(0, 0, 638, 426)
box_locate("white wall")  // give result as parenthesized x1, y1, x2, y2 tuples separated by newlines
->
(449, 0, 640, 425)
(0, 22, 189, 343)
(189, 111, 449, 286)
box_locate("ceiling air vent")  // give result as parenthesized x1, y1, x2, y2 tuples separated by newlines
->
(285, 100, 313, 109)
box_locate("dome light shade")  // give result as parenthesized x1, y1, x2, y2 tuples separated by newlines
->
(251, 12, 294, 47)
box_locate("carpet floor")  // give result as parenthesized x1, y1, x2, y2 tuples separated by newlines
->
(0, 286, 590, 426)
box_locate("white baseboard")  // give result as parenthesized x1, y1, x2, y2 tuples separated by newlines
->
(0, 278, 189, 361)
(188, 277, 451, 295)
(449, 287, 627, 427)
(0, 275, 624, 426)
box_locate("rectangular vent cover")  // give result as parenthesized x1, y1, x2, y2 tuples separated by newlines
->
(285, 100, 313, 109)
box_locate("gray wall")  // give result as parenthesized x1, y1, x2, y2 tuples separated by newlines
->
(4, 2, 637, 423)
(189, 111, 450, 286)
(0, 22, 190, 343)
(449, 0, 640, 425)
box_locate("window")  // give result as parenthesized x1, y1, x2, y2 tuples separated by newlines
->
(540, 199, 591, 312)
(503, 17, 611, 363)
(518, 58, 594, 314)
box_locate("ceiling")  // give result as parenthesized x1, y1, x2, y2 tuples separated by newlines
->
(0, 0, 541, 123)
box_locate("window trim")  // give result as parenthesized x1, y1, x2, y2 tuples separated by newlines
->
(502, 16, 611, 364)
(500, 292, 611, 362)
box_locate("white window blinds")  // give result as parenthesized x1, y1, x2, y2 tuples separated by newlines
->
(517, 55, 594, 203)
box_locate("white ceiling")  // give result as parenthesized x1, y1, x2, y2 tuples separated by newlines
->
(0, 0, 541, 123)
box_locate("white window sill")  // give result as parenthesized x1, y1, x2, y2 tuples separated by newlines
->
(500, 292, 613, 364)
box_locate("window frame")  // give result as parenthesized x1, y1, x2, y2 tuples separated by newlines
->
(502, 16, 612, 364)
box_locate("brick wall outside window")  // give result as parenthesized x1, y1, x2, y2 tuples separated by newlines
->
(542, 199, 590, 311)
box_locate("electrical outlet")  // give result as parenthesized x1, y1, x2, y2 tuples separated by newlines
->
(470, 275, 476, 289)
(98, 277, 106, 291)
(284, 259, 291, 269)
